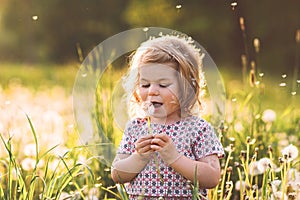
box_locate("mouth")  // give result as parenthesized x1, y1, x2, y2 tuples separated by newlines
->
(151, 101, 163, 108)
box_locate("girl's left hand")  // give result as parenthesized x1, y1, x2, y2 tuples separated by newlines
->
(151, 134, 182, 165)
(150, 134, 170, 150)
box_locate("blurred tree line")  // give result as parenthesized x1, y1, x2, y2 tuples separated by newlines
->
(0, 0, 299, 74)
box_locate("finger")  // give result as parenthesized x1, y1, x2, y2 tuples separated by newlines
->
(139, 134, 154, 141)
(137, 145, 153, 154)
(139, 139, 152, 148)
(151, 138, 166, 147)
(150, 144, 162, 151)
(154, 134, 170, 143)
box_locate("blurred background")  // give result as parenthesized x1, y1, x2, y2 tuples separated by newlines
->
(0, 0, 299, 75)
(0, 1, 299, 199)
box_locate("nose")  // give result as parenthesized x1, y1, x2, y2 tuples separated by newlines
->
(148, 84, 159, 96)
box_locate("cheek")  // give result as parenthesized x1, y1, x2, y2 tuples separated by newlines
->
(137, 88, 147, 100)
(168, 85, 181, 100)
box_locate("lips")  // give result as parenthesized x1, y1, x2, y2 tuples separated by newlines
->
(151, 101, 163, 108)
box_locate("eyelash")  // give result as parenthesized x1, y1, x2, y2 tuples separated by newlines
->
(140, 84, 169, 88)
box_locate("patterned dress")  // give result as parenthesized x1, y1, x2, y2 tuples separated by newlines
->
(117, 115, 224, 199)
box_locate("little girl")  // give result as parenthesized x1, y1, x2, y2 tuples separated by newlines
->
(111, 34, 224, 199)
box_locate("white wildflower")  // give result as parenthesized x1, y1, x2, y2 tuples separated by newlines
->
(270, 180, 281, 192)
(287, 168, 300, 190)
(257, 157, 272, 173)
(59, 192, 70, 200)
(24, 143, 37, 157)
(235, 180, 246, 191)
(249, 161, 262, 175)
(271, 191, 287, 200)
(142, 101, 154, 116)
(234, 121, 244, 133)
(86, 195, 98, 200)
(281, 144, 299, 162)
(261, 109, 276, 123)
(21, 157, 36, 171)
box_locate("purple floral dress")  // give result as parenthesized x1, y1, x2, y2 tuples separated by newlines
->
(117, 115, 224, 199)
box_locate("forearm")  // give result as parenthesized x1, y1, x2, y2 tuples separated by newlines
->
(170, 155, 221, 189)
(111, 153, 151, 183)
(111, 168, 138, 183)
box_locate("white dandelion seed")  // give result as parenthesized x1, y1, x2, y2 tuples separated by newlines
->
(262, 109, 276, 123)
(235, 180, 245, 191)
(257, 157, 272, 173)
(142, 101, 154, 116)
(249, 161, 262, 175)
(32, 15, 38, 21)
(270, 179, 281, 193)
(272, 191, 288, 200)
(21, 157, 36, 171)
(24, 143, 37, 157)
(281, 144, 299, 162)
(234, 121, 244, 133)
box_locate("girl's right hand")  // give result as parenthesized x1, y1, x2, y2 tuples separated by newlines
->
(135, 134, 154, 154)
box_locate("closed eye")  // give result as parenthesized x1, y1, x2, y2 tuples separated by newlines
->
(159, 84, 170, 88)
(140, 84, 150, 88)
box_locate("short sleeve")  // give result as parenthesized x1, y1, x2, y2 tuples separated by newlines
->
(116, 118, 148, 155)
(117, 121, 136, 155)
(193, 120, 224, 160)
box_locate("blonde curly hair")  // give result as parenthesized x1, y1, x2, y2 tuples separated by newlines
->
(122, 34, 206, 119)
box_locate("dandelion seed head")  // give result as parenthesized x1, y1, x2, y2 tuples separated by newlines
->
(234, 121, 244, 133)
(142, 101, 154, 116)
(249, 161, 261, 175)
(261, 109, 276, 123)
(272, 191, 288, 200)
(270, 179, 282, 194)
(257, 157, 272, 173)
(249, 139, 256, 145)
(281, 144, 299, 162)
(24, 143, 37, 157)
(21, 157, 36, 171)
(225, 144, 234, 152)
(235, 180, 243, 191)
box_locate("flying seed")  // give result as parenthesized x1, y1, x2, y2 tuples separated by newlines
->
(32, 15, 38, 21)
(279, 82, 286, 87)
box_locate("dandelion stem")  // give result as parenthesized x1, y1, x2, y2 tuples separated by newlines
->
(147, 117, 164, 184)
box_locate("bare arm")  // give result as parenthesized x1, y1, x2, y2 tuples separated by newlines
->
(111, 134, 154, 183)
(151, 134, 221, 188)
(170, 154, 221, 188)
(111, 153, 141, 183)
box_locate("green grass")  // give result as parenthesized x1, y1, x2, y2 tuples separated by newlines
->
(1, 63, 300, 199)
(0, 63, 78, 92)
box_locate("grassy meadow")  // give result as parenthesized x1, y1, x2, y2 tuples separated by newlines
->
(0, 61, 300, 200)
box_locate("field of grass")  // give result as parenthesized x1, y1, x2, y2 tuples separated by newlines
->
(0, 62, 300, 199)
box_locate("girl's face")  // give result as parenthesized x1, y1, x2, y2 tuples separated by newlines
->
(138, 62, 181, 124)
